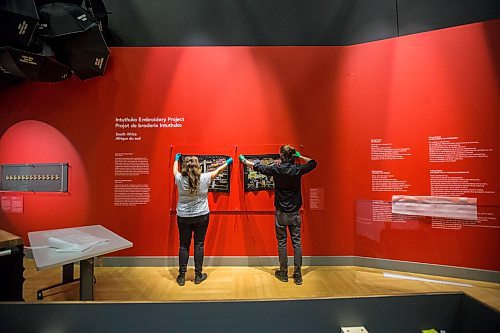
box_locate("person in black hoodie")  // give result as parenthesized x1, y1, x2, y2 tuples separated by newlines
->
(240, 145, 317, 285)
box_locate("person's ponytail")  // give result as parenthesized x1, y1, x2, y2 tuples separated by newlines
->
(181, 156, 202, 196)
(187, 167, 200, 196)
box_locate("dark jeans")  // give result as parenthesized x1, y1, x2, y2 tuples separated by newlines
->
(275, 210, 302, 276)
(177, 213, 209, 276)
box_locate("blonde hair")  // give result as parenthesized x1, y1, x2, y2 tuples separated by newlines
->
(181, 156, 202, 196)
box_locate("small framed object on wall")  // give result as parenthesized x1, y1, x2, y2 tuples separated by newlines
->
(243, 154, 280, 192)
(0, 163, 69, 192)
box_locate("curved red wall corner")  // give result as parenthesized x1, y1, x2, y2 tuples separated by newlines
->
(0, 120, 90, 240)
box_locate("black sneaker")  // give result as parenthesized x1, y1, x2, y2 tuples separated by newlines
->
(274, 270, 288, 282)
(176, 274, 185, 286)
(194, 273, 207, 284)
(293, 274, 303, 285)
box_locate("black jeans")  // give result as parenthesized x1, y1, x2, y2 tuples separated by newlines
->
(275, 210, 302, 276)
(177, 213, 209, 276)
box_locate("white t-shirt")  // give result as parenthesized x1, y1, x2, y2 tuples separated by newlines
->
(175, 172, 211, 217)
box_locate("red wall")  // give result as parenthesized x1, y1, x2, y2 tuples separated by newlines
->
(1, 20, 499, 270)
(350, 20, 500, 270)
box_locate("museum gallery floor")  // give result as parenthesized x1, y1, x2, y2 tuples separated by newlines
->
(22, 259, 500, 311)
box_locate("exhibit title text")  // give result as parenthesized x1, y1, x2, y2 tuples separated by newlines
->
(115, 116, 185, 129)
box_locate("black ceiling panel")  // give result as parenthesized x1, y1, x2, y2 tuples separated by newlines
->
(104, 0, 500, 46)
(105, 0, 397, 46)
(397, 0, 500, 36)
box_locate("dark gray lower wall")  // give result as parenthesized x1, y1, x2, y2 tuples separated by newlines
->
(462, 294, 500, 332)
(3, 294, 499, 332)
(0, 293, 479, 333)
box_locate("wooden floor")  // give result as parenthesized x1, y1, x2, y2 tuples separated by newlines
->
(22, 259, 500, 311)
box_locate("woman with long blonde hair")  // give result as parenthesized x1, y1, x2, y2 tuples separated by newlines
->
(173, 154, 232, 286)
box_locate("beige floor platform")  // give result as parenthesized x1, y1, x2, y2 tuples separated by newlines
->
(22, 259, 500, 311)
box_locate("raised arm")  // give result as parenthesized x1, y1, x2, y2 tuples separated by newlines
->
(295, 151, 313, 163)
(210, 157, 233, 181)
(295, 151, 317, 174)
(239, 155, 255, 168)
(298, 155, 313, 163)
(173, 153, 181, 177)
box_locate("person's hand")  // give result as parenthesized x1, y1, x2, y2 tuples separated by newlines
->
(239, 155, 245, 162)
(175, 153, 182, 161)
(226, 157, 233, 165)
(294, 151, 301, 157)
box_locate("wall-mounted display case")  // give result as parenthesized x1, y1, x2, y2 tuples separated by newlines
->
(0, 163, 69, 192)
